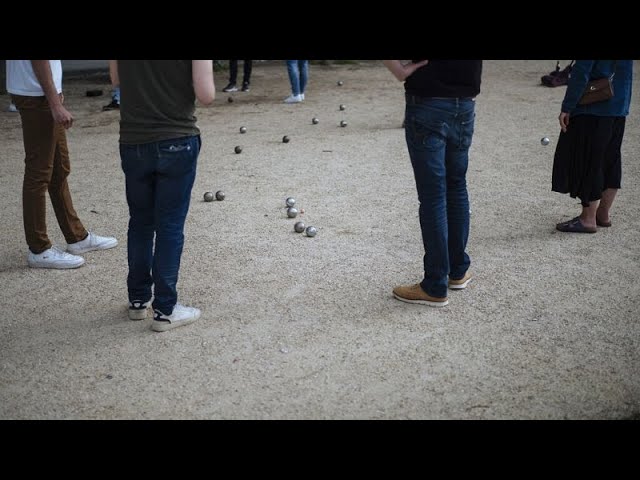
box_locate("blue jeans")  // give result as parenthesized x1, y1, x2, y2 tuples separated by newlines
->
(120, 135, 200, 315)
(404, 96, 475, 298)
(286, 60, 308, 96)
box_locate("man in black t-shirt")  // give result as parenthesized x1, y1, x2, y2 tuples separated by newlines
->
(384, 60, 482, 307)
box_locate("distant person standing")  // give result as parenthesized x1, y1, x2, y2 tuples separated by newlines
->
(115, 60, 215, 332)
(384, 60, 482, 307)
(222, 60, 252, 92)
(284, 60, 308, 103)
(7, 60, 118, 269)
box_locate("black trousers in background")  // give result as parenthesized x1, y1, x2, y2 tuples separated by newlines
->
(229, 60, 252, 84)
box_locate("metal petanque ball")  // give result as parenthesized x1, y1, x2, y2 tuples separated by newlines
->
(228, 96, 234, 103)
(541, 137, 550, 146)
(340, 120, 348, 127)
(294, 221, 305, 233)
(215, 190, 225, 201)
(285, 197, 296, 207)
(312, 117, 319, 124)
(203, 191, 214, 202)
(305, 226, 317, 237)
(337, 81, 343, 86)
(282, 135, 290, 143)
(234, 146, 242, 154)
(240, 126, 247, 134)
(287, 207, 299, 218)
(339, 104, 346, 111)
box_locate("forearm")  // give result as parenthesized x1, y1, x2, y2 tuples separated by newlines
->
(192, 60, 215, 105)
(383, 60, 428, 82)
(383, 60, 409, 81)
(561, 60, 595, 113)
(31, 60, 62, 107)
(109, 60, 119, 87)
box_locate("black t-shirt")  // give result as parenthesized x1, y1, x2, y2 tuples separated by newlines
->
(405, 60, 482, 98)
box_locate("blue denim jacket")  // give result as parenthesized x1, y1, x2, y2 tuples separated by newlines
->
(561, 60, 633, 117)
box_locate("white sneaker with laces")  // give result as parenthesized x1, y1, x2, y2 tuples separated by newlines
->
(28, 246, 85, 269)
(67, 231, 118, 255)
(152, 304, 201, 332)
(300, 93, 305, 100)
(284, 94, 303, 104)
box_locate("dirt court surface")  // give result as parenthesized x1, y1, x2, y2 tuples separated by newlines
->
(0, 60, 638, 419)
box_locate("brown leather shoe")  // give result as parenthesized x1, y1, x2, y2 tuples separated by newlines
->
(449, 271, 472, 290)
(392, 283, 448, 307)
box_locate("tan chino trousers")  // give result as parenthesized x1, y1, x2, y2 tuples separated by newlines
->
(12, 94, 87, 253)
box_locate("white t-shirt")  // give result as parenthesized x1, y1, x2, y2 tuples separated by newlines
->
(6, 60, 62, 96)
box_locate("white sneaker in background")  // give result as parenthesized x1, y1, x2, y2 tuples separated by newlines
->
(284, 94, 303, 104)
(152, 304, 201, 332)
(8, 103, 18, 112)
(67, 231, 118, 255)
(27, 246, 85, 269)
(300, 93, 305, 101)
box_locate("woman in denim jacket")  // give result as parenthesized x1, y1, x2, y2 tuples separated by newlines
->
(553, 60, 633, 233)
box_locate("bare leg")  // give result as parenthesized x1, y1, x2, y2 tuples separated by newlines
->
(579, 201, 599, 229)
(596, 188, 618, 225)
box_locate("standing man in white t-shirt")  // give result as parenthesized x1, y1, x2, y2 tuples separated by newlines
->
(7, 60, 118, 269)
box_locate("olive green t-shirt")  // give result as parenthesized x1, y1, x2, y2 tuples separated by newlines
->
(118, 60, 200, 144)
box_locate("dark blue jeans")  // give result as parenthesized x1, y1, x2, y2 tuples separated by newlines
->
(404, 96, 475, 298)
(120, 135, 200, 315)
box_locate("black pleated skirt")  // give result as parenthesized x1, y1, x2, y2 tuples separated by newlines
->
(552, 115, 625, 206)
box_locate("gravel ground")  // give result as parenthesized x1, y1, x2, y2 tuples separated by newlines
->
(0, 60, 638, 419)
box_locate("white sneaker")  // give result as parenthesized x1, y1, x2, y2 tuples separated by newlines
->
(28, 246, 85, 269)
(300, 93, 305, 101)
(8, 103, 18, 112)
(284, 94, 303, 104)
(152, 304, 201, 332)
(67, 231, 118, 255)
(128, 299, 152, 320)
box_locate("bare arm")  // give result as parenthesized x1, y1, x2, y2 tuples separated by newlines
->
(192, 60, 215, 105)
(31, 60, 73, 129)
(383, 60, 429, 81)
(108, 60, 119, 87)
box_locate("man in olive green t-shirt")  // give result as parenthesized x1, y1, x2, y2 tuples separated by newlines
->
(115, 60, 215, 332)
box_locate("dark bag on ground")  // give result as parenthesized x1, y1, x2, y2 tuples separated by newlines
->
(541, 61, 574, 87)
(578, 76, 614, 105)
